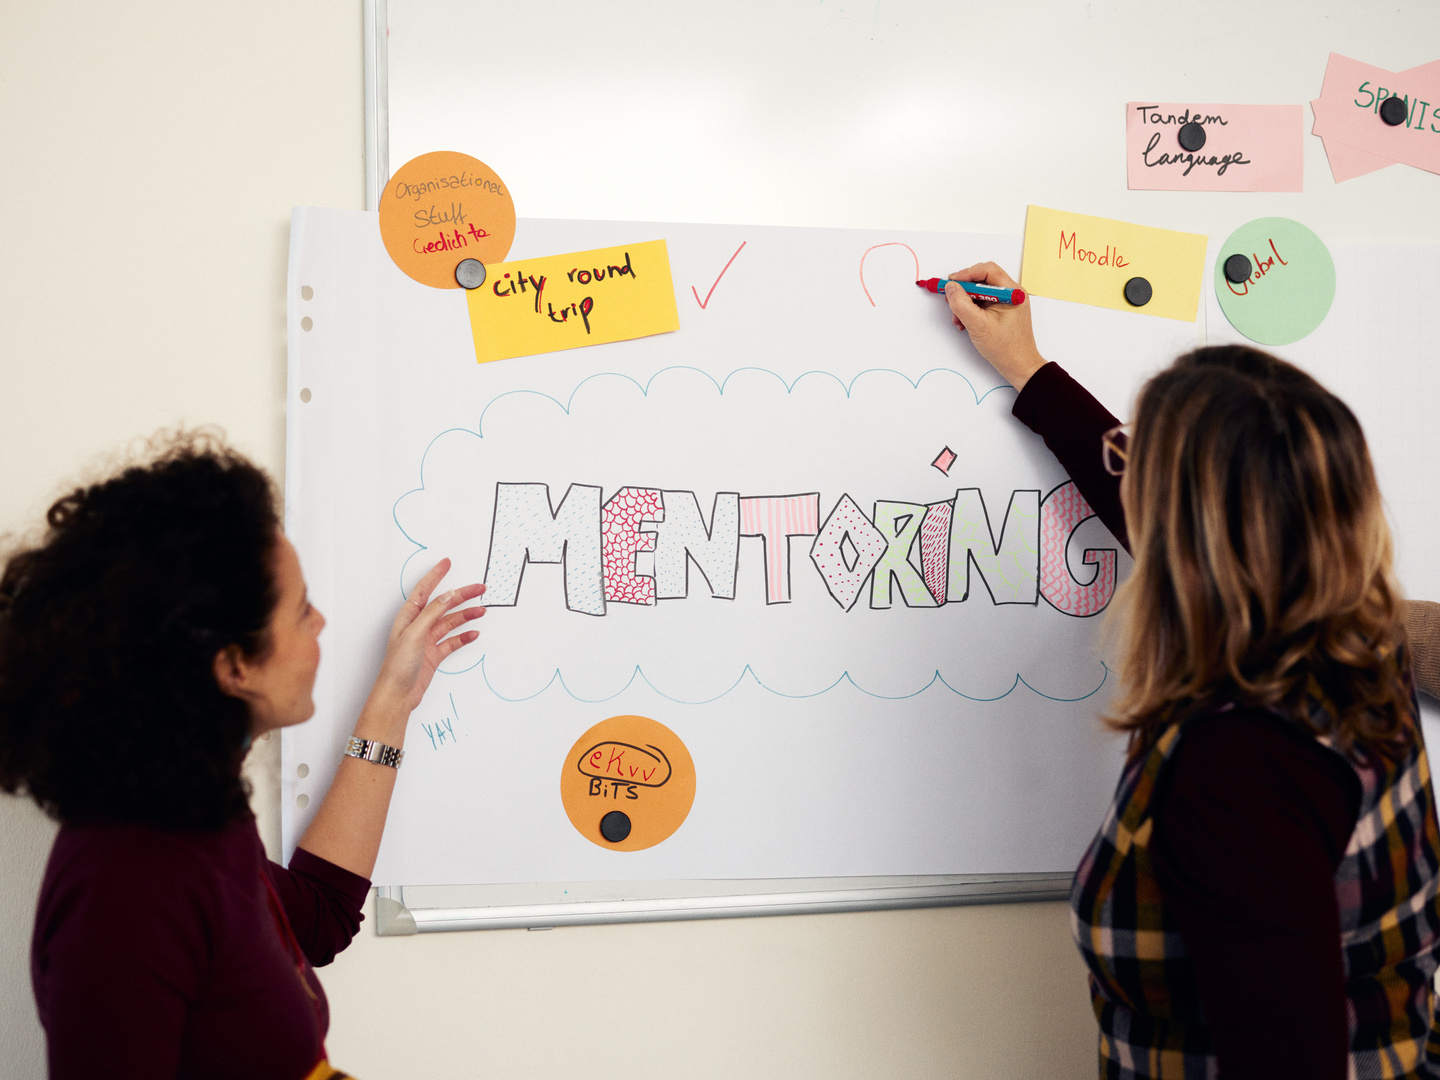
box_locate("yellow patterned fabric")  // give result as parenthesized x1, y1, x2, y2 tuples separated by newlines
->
(302, 1060, 354, 1080)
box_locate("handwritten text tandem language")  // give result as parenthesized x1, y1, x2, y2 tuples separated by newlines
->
(1135, 107, 1248, 176)
(489, 251, 638, 334)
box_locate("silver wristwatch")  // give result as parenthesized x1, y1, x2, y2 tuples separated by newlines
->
(344, 736, 404, 769)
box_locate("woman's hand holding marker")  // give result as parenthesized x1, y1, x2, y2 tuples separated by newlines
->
(941, 262, 1048, 393)
(916, 278, 1023, 305)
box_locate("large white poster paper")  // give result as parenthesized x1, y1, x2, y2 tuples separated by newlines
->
(282, 210, 1201, 886)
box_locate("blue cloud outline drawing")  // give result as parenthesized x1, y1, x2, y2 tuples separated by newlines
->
(469, 658, 1110, 706)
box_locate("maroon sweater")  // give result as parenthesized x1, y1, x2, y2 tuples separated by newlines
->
(32, 814, 370, 1080)
(1015, 362, 1361, 1076)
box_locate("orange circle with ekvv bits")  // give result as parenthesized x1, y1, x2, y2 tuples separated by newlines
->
(560, 715, 696, 852)
(377, 151, 515, 289)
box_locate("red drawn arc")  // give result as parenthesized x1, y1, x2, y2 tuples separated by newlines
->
(859, 242, 921, 307)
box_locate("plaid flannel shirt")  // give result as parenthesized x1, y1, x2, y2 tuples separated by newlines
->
(1070, 699, 1440, 1078)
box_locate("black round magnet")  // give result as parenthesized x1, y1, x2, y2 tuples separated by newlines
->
(1223, 253, 1253, 284)
(1123, 277, 1153, 307)
(599, 810, 632, 843)
(1379, 96, 1408, 126)
(455, 258, 487, 289)
(1177, 122, 1206, 152)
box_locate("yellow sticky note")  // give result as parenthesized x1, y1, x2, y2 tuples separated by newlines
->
(465, 240, 680, 364)
(1020, 206, 1207, 322)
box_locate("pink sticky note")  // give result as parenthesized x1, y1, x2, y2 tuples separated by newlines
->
(1310, 91, 1396, 182)
(1126, 103, 1303, 192)
(1311, 58, 1440, 182)
(1310, 54, 1440, 179)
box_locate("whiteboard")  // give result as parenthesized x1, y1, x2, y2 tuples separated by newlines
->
(377, 0, 1440, 243)
(297, 0, 1440, 930)
(282, 208, 1206, 870)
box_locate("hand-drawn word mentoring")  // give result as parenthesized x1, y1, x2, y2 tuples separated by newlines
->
(481, 482, 1116, 619)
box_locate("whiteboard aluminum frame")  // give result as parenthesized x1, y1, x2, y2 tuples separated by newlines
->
(359, 8, 1075, 935)
(362, 0, 388, 211)
(373, 875, 1072, 935)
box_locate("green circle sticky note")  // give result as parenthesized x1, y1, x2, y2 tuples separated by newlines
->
(1215, 218, 1335, 346)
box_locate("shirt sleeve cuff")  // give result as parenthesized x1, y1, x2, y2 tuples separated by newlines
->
(289, 846, 373, 909)
(1012, 361, 1102, 433)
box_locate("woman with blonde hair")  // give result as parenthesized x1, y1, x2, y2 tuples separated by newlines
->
(944, 264, 1440, 1077)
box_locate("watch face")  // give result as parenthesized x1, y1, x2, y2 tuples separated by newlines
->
(560, 715, 696, 852)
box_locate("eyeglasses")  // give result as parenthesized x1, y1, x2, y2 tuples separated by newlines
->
(1101, 424, 1131, 477)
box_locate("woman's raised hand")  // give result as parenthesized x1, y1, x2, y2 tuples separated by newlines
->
(372, 559, 486, 714)
(944, 262, 1048, 392)
(300, 559, 485, 878)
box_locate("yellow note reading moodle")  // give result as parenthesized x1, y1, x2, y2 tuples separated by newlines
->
(465, 239, 680, 364)
(1020, 206, 1207, 322)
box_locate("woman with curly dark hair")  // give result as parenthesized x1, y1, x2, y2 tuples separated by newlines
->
(0, 433, 485, 1080)
(942, 264, 1440, 1078)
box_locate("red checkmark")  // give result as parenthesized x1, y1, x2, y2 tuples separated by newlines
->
(691, 241, 747, 309)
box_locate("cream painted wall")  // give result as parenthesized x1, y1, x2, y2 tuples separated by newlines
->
(0, 2, 364, 1073)
(0, 3, 1095, 1077)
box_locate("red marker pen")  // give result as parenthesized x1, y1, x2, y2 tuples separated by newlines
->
(916, 277, 1025, 305)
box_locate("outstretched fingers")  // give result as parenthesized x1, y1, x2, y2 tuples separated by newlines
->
(430, 604, 486, 641)
(421, 582, 485, 618)
(394, 558, 453, 629)
(437, 630, 481, 659)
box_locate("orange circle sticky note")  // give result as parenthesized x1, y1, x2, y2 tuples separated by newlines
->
(560, 715, 696, 852)
(378, 151, 515, 289)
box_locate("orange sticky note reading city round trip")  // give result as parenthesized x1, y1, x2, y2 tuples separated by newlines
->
(378, 151, 515, 289)
(560, 715, 696, 852)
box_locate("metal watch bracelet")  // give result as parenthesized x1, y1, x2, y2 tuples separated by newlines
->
(344, 736, 404, 769)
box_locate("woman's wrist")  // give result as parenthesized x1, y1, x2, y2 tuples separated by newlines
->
(352, 690, 411, 747)
(1005, 351, 1047, 393)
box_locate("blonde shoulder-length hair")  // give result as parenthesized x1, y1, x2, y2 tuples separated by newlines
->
(1108, 344, 1413, 760)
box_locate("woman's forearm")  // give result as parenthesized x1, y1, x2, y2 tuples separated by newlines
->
(297, 562, 485, 879)
(296, 691, 408, 879)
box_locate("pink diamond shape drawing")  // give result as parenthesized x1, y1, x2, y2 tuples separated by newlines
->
(931, 446, 957, 476)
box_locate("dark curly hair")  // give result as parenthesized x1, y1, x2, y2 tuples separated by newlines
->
(0, 432, 280, 829)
